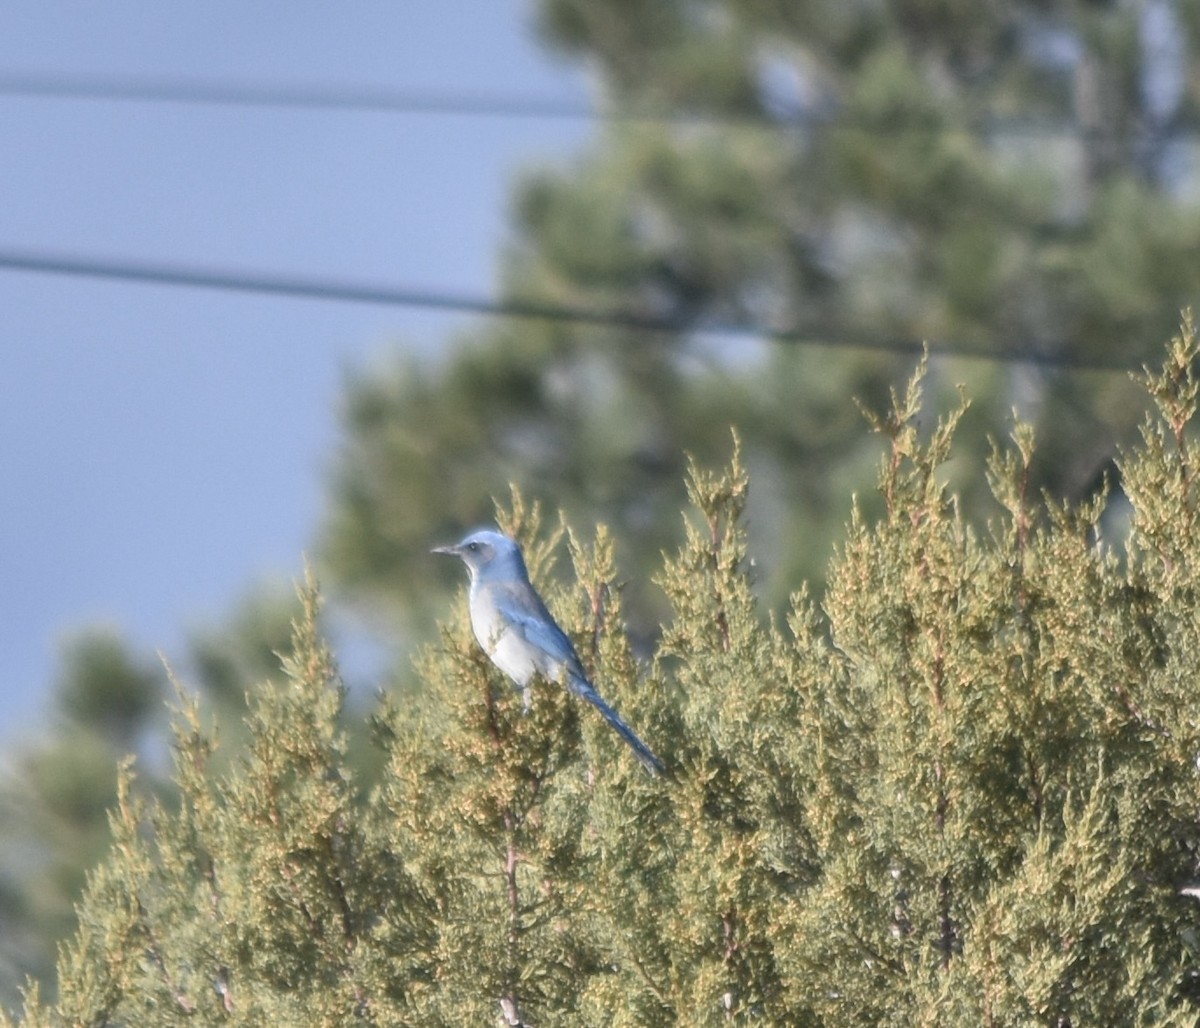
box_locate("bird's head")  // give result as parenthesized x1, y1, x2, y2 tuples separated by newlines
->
(432, 528, 526, 584)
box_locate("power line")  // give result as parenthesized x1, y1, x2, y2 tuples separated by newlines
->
(0, 246, 1147, 371)
(0, 72, 597, 121)
(0, 70, 1175, 140)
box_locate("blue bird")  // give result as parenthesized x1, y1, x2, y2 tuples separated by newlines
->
(433, 529, 664, 776)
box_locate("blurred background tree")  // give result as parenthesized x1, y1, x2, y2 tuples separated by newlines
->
(324, 0, 1200, 641)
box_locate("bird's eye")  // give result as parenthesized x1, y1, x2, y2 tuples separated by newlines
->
(466, 542, 478, 552)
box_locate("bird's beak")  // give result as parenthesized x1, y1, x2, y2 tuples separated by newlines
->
(431, 544, 459, 557)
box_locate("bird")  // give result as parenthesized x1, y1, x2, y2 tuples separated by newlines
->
(433, 528, 665, 776)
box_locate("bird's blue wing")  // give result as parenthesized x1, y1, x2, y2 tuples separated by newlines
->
(491, 583, 665, 776)
(491, 582, 585, 672)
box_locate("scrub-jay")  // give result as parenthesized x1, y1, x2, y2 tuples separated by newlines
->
(433, 529, 664, 776)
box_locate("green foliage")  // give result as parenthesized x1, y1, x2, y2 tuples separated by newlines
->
(52, 631, 163, 750)
(187, 584, 304, 713)
(325, 0, 1200, 657)
(0, 630, 169, 1009)
(14, 325, 1200, 1024)
(0, 590, 329, 1010)
(15, 579, 436, 1026)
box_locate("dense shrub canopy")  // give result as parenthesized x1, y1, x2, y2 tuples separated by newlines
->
(11, 323, 1200, 1026)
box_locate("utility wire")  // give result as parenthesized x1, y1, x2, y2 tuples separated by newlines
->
(0, 246, 1147, 371)
(0, 72, 596, 121)
(0, 70, 1173, 140)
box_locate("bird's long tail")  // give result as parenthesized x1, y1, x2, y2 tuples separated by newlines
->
(568, 674, 665, 776)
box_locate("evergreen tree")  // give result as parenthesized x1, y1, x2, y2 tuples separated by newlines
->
(0, 589, 328, 1009)
(0, 630, 166, 1008)
(12, 324, 1200, 1024)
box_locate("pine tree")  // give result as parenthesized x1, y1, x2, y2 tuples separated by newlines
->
(324, 0, 1200, 639)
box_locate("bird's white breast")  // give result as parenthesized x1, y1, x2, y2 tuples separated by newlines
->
(469, 586, 539, 685)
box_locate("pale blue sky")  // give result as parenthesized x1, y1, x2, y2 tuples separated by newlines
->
(0, 2, 589, 738)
